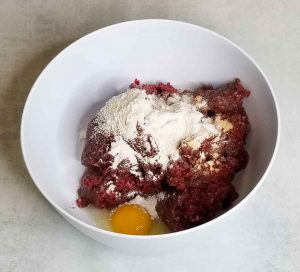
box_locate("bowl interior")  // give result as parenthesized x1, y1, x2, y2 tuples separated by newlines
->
(21, 20, 278, 232)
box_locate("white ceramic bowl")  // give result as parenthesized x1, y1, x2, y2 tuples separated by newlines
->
(21, 20, 280, 253)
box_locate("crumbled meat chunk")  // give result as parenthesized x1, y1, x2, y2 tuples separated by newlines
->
(77, 79, 250, 232)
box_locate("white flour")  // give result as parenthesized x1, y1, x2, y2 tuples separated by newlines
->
(79, 129, 86, 141)
(129, 193, 165, 219)
(93, 88, 220, 175)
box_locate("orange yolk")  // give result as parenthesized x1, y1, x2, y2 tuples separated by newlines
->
(111, 204, 152, 235)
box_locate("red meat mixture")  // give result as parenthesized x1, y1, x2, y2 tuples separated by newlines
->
(77, 79, 250, 232)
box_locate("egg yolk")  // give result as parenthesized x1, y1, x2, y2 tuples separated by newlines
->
(111, 204, 152, 235)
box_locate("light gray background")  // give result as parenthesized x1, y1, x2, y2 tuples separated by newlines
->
(0, 1, 299, 271)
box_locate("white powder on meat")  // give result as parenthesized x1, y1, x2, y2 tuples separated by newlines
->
(93, 88, 220, 175)
(106, 183, 116, 192)
(129, 193, 165, 219)
(79, 129, 86, 141)
(109, 136, 138, 168)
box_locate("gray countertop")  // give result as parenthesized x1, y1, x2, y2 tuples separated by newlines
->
(1, 1, 299, 271)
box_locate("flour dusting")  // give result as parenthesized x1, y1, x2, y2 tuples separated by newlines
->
(92, 88, 220, 176)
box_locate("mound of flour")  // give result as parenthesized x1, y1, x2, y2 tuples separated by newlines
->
(92, 88, 220, 173)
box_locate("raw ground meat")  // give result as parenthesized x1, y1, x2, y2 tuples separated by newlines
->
(77, 79, 250, 232)
(156, 183, 238, 231)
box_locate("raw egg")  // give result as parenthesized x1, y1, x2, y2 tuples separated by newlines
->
(111, 204, 152, 235)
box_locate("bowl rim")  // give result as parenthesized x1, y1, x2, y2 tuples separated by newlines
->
(20, 19, 281, 240)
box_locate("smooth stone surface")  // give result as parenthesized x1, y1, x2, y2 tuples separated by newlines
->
(0, 1, 299, 271)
